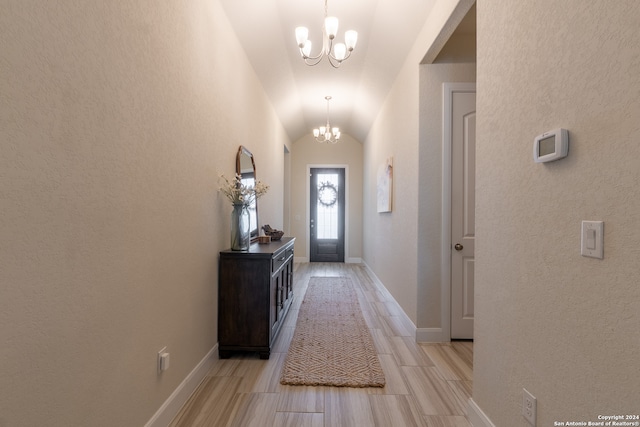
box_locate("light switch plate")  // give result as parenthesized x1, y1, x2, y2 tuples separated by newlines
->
(581, 221, 603, 259)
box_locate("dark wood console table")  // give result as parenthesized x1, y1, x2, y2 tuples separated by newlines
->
(218, 237, 295, 359)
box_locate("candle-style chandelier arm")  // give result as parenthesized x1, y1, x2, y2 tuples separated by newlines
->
(299, 42, 354, 69)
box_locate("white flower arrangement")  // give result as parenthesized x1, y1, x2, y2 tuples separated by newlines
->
(218, 174, 269, 206)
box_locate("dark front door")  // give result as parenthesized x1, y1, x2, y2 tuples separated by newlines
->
(310, 168, 345, 262)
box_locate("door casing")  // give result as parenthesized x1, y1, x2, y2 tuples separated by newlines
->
(306, 164, 350, 263)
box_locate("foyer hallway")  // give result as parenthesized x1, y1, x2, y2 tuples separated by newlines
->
(169, 263, 473, 427)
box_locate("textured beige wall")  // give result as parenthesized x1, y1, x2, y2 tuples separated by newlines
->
(417, 63, 476, 330)
(290, 134, 363, 261)
(0, 1, 287, 426)
(433, 34, 476, 64)
(363, 63, 421, 323)
(474, 1, 640, 425)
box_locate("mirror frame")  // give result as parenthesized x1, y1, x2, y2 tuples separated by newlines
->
(236, 145, 259, 241)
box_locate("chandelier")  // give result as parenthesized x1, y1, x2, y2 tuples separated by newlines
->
(313, 96, 341, 144)
(295, 0, 358, 68)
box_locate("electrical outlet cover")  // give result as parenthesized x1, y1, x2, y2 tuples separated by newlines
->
(522, 388, 537, 426)
(157, 346, 167, 372)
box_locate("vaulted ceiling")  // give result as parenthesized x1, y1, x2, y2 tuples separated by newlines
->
(219, 0, 440, 143)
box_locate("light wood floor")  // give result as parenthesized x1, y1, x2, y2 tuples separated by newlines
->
(169, 263, 473, 427)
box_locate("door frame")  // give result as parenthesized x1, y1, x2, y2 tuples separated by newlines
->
(441, 82, 476, 341)
(306, 164, 349, 263)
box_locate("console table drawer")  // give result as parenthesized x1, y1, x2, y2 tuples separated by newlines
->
(272, 251, 289, 274)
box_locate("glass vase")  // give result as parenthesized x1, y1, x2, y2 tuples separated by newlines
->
(230, 204, 250, 251)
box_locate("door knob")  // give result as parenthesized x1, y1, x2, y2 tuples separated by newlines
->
(454, 243, 463, 251)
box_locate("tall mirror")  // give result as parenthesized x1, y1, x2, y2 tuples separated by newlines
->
(236, 146, 259, 241)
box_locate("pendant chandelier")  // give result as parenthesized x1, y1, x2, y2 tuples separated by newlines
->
(295, 0, 358, 68)
(313, 96, 341, 144)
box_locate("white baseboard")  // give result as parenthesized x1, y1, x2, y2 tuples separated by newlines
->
(294, 257, 362, 264)
(467, 398, 496, 427)
(361, 262, 393, 300)
(361, 262, 451, 343)
(144, 344, 217, 427)
(416, 328, 450, 343)
(361, 262, 416, 337)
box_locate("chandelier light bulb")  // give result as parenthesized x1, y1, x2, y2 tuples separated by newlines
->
(295, 27, 309, 48)
(345, 30, 358, 51)
(324, 17, 339, 39)
(333, 43, 346, 61)
(302, 41, 312, 58)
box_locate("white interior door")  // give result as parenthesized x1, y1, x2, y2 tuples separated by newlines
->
(449, 84, 476, 339)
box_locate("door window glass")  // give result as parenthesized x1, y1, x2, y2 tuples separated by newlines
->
(316, 173, 339, 239)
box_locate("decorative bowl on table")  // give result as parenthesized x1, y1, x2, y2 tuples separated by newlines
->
(262, 225, 284, 241)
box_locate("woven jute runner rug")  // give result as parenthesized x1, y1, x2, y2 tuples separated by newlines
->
(280, 276, 385, 388)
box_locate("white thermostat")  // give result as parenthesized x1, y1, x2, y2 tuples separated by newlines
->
(533, 128, 569, 163)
